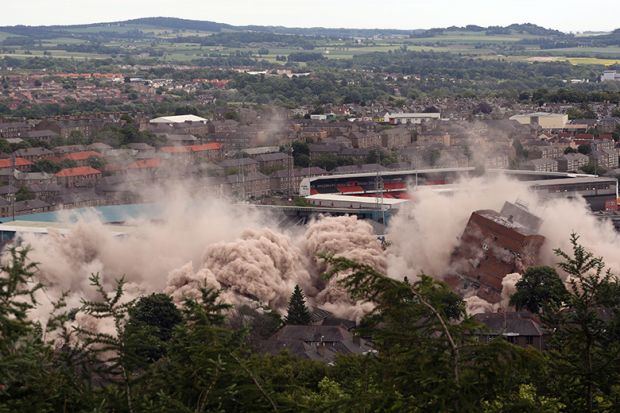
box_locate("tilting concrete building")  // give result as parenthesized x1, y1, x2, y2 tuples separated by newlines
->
(448, 202, 545, 303)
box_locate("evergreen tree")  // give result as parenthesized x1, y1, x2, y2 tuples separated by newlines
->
(285, 285, 311, 325)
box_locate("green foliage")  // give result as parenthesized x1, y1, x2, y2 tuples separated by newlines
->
(567, 106, 597, 120)
(59, 159, 78, 169)
(482, 383, 565, 413)
(285, 285, 311, 325)
(578, 144, 592, 155)
(2, 235, 620, 412)
(124, 293, 182, 366)
(32, 159, 61, 173)
(542, 234, 620, 413)
(510, 266, 569, 314)
(86, 156, 105, 171)
(15, 185, 35, 202)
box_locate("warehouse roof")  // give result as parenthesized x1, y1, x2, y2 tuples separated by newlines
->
(150, 115, 207, 124)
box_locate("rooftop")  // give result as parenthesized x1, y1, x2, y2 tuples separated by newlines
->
(55, 166, 102, 177)
(150, 114, 207, 124)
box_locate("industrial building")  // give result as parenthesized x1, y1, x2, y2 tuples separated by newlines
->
(305, 194, 408, 211)
(149, 114, 208, 125)
(300, 168, 618, 212)
(0, 220, 135, 245)
(509, 112, 569, 129)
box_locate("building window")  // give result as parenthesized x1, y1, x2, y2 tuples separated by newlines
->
(526, 336, 534, 345)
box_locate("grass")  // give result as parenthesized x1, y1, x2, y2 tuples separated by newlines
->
(564, 57, 620, 66)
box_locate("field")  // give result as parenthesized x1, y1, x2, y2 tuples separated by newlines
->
(1, 21, 619, 68)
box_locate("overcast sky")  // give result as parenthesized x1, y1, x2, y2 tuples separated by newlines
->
(1, 0, 618, 32)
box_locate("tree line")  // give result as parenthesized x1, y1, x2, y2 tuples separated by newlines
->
(2, 234, 620, 411)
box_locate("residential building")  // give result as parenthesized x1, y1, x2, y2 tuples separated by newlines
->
(227, 171, 270, 198)
(332, 164, 387, 174)
(0, 157, 32, 172)
(22, 129, 59, 144)
(0, 122, 31, 138)
(472, 312, 546, 350)
(55, 166, 102, 188)
(270, 166, 327, 194)
(523, 158, 559, 173)
(382, 127, 413, 149)
(416, 131, 451, 147)
(14, 147, 55, 163)
(158, 134, 199, 145)
(349, 131, 381, 149)
(59, 150, 103, 167)
(558, 153, 589, 172)
(589, 150, 619, 170)
(309, 144, 340, 161)
(261, 325, 372, 363)
(448, 202, 545, 303)
(255, 152, 292, 172)
(219, 158, 259, 175)
(189, 143, 224, 161)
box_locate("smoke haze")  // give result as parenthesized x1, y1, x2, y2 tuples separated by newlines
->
(13, 173, 620, 328)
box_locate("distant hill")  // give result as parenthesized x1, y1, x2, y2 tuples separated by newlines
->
(0, 17, 570, 40)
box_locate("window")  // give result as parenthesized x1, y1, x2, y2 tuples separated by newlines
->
(526, 336, 534, 345)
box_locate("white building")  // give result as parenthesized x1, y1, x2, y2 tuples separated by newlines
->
(601, 70, 620, 82)
(384, 112, 441, 125)
(149, 115, 208, 125)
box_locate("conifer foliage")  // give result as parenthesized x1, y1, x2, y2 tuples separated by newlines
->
(285, 285, 311, 325)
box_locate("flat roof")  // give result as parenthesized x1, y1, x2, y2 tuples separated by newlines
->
(150, 115, 207, 124)
(509, 112, 568, 118)
(306, 194, 408, 206)
(304, 167, 475, 184)
(0, 220, 137, 237)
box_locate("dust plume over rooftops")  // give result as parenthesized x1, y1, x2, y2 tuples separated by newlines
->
(11, 172, 620, 329)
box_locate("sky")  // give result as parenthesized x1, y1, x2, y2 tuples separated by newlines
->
(1, 0, 618, 33)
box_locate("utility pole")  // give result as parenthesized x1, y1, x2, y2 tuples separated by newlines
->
(288, 144, 294, 198)
(375, 170, 385, 224)
(9, 153, 15, 221)
(237, 150, 246, 201)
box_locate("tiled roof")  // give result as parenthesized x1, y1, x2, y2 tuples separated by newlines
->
(128, 159, 161, 169)
(189, 143, 223, 152)
(62, 151, 102, 161)
(55, 166, 102, 177)
(160, 146, 191, 153)
(0, 157, 32, 168)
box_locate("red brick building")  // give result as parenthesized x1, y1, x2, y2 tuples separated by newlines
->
(449, 202, 545, 303)
(55, 166, 102, 188)
(0, 157, 33, 172)
(189, 143, 224, 161)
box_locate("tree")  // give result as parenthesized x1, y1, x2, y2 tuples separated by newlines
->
(473, 101, 493, 115)
(541, 234, 620, 413)
(32, 159, 61, 173)
(577, 144, 592, 155)
(76, 274, 136, 413)
(285, 285, 311, 325)
(15, 185, 35, 202)
(86, 156, 105, 171)
(510, 266, 569, 314)
(124, 293, 182, 366)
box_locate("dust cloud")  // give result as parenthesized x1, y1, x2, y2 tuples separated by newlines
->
(7, 172, 620, 328)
